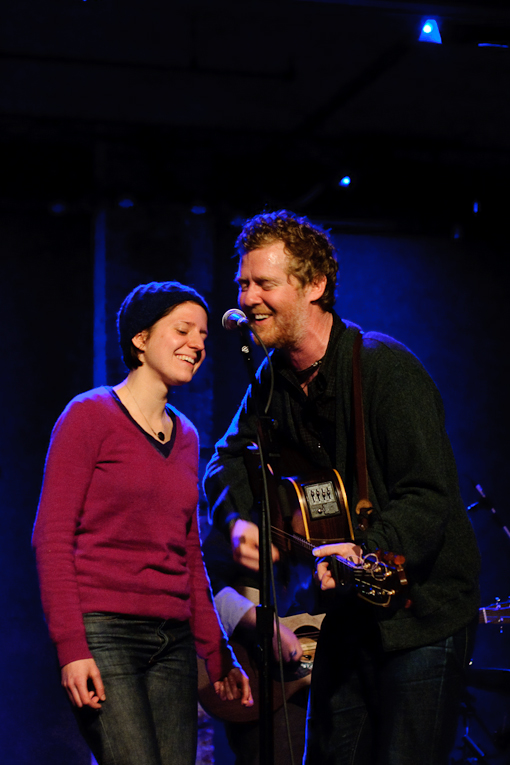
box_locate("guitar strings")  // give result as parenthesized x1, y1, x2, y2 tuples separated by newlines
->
(294, 630, 321, 640)
(270, 525, 313, 551)
(270, 525, 363, 571)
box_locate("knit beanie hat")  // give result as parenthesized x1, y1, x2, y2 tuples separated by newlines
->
(117, 281, 209, 367)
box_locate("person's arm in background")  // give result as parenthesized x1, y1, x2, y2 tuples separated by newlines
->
(215, 586, 303, 663)
(204, 364, 279, 570)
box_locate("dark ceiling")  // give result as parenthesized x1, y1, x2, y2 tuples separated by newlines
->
(1, 0, 509, 235)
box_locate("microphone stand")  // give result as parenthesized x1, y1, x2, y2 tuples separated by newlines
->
(232, 319, 276, 765)
(468, 483, 510, 544)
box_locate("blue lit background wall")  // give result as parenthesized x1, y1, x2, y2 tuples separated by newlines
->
(2, 201, 509, 765)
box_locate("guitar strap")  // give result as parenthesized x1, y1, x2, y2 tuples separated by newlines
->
(352, 330, 373, 532)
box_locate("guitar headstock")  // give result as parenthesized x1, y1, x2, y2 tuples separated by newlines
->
(479, 599, 510, 625)
(353, 549, 409, 608)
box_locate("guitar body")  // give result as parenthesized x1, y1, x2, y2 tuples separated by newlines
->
(197, 612, 323, 723)
(278, 469, 354, 547)
(246, 444, 354, 557)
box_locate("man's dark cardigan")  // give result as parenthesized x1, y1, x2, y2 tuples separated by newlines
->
(204, 313, 480, 651)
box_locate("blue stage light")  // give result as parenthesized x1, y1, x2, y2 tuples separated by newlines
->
(339, 176, 351, 187)
(419, 19, 442, 44)
(191, 205, 207, 215)
(118, 198, 134, 208)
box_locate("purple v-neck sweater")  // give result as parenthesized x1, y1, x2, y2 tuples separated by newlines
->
(33, 387, 232, 682)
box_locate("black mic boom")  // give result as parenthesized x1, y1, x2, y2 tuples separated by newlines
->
(222, 308, 249, 331)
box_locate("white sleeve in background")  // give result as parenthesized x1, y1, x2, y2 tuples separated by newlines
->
(214, 586, 255, 637)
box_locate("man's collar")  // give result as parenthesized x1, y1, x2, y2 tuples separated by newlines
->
(272, 311, 345, 388)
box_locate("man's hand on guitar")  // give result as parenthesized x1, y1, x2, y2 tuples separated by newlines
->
(213, 666, 253, 707)
(313, 543, 363, 590)
(230, 519, 279, 571)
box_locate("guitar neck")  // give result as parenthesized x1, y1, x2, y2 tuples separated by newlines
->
(271, 525, 360, 571)
(479, 603, 510, 625)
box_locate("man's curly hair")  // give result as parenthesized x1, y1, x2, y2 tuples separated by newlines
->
(235, 210, 338, 311)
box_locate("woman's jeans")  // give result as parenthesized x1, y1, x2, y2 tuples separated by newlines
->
(304, 609, 477, 765)
(74, 613, 198, 765)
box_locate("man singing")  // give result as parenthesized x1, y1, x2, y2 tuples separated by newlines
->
(204, 210, 480, 765)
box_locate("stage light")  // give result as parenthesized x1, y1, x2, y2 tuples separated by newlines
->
(419, 19, 442, 44)
(473, 201, 479, 214)
(339, 176, 351, 187)
(191, 205, 207, 215)
(118, 198, 134, 208)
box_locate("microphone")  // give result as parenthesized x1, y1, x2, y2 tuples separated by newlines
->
(222, 308, 250, 331)
(222, 308, 256, 384)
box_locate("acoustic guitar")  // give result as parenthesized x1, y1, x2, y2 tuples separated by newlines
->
(197, 610, 323, 723)
(247, 444, 409, 608)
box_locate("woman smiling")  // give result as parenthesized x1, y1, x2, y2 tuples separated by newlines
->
(33, 281, 251, 765)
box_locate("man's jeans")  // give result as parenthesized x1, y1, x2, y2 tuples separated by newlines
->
(304, 609, 477, 765)
(74, 613, 198, 765)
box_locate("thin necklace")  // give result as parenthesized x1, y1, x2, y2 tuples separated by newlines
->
(126, 385, 166, 442)
(294, 356, 324, 383)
